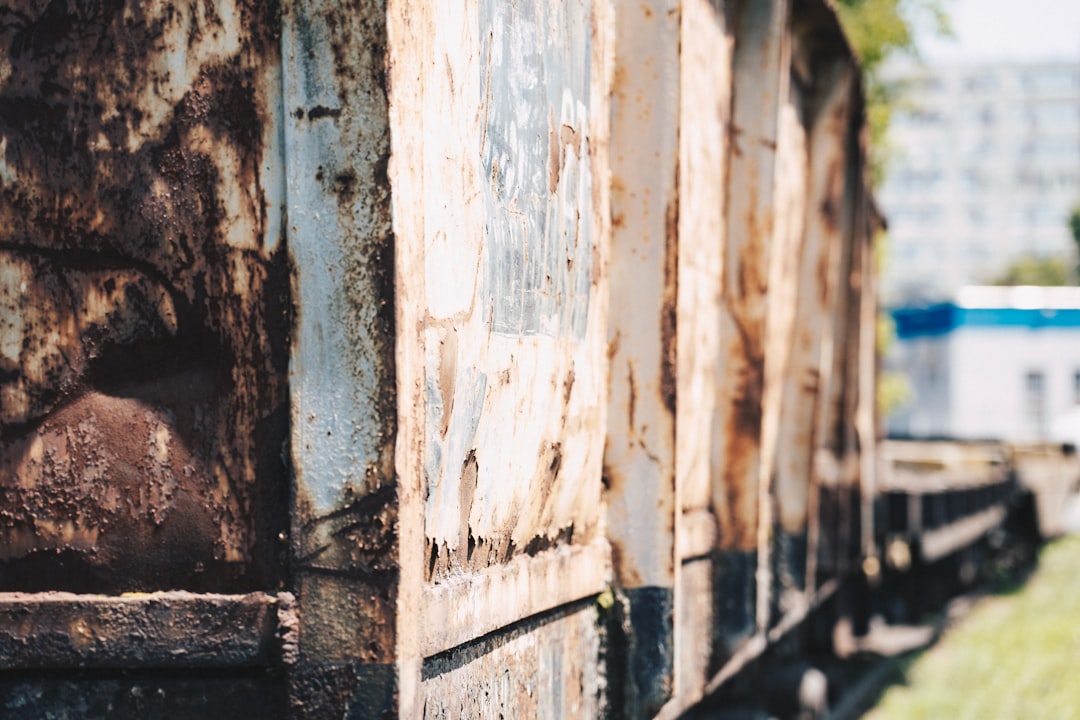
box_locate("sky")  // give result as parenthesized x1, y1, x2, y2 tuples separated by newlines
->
(919, 0, 1080, 64)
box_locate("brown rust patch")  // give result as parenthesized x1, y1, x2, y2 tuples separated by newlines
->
(459, 449, 478, 561)
(548, 111, 561, 193)
(608, 536, 642, 587)
(560, 123, 579, 157)
(0, 0, 289, 591)
(437, 330, 459, 435)
(717, 321, 766, 552)
(660, 191, 678, 416)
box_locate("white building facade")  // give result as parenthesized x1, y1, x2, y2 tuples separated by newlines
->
(879, 62, 1080, 304)
(888, 286, 1080, 443)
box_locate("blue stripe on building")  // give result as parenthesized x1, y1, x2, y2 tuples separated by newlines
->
(893, 304, 1080, 339)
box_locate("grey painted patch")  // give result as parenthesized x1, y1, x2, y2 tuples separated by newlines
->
(480, 0, 593, 339)
(425, 367, 487, 525)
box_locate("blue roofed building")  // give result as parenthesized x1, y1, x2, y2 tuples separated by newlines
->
(887, 286, 1080, 442)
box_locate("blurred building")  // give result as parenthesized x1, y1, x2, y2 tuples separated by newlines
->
(879, 62, 1080, 304)
(887, 286, 1080, 442)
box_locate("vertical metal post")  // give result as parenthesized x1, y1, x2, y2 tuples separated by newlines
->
(607, 0, 681, 713)
(714, 0, 791, 651)
(282, 1, 403, 714)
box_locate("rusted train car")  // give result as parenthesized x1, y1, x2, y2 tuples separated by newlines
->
(0, 0, 883, 717)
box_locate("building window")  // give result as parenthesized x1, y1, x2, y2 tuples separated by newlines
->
(1073, 371, 1080, 405)
(1026, 371, 1046, 437)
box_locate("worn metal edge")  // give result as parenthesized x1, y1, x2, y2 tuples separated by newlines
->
(419, 538, 609, 657)
(0, 591, 287, 670)
(920, 507, 1006, 563)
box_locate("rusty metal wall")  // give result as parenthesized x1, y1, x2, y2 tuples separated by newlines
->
(387, 1, 613, 716)
(0, 0, 289, 595)
(599, 0, 879, 715)
(0, 0, 879, 717)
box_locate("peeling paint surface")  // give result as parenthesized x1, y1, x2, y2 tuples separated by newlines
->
(0, 0, 288, 592)
(411, 0, 608, 578)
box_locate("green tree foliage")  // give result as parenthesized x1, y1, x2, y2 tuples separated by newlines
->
(834, 0, 952, 183)
(834, 1, 951, 419)
(991, 255, 1070, 287)
(876, 312, 912, 417)
(1070, 206, 1080, 278)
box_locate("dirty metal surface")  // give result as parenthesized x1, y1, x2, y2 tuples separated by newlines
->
(1010, 443, 1080, 538)
(0, 591, 286, 669)
(604, 0, 680, 714)
(714, 0, 791, 555)
(421, 601, 604, 720)
(385, 0, 612, 712)
(0, 0, 288, 592)
(710, 0, 793, 662)
(879, 440, 1009, 491)
(773, 56, 856, 614)
(759, 41, 809, 628)
(856, 172, 880, 565)
(419, 538, 608, 658)
(408, 0, 609, 583)
(281, 8, 401, 719)
(668, 0, 733, 713)
(813, 101, 870, 583)
(676, 0, 732, 520)
(606, 0, 680, 592)
(0, 672, 287, 720)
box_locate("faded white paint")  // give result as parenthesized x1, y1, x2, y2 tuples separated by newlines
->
(410, 0, 608, 561)
(606, 0, 680, 592)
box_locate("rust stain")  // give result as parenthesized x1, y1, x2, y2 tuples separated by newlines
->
(459, 449, 478, 562)
(0, 0, 288, 591)
(548, 111, 561, 193)
(660, 191, 678, 416)
(612, 63, 629, 100)
(560, 123, 579, 157)
(816, 235, 833, 308)
(608, 536, 642, 587)
(438, 331, 458, 435)
(717, 312, 766, 552)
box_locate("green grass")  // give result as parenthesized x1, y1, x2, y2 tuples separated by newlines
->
(867, 536, 1080, 720)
